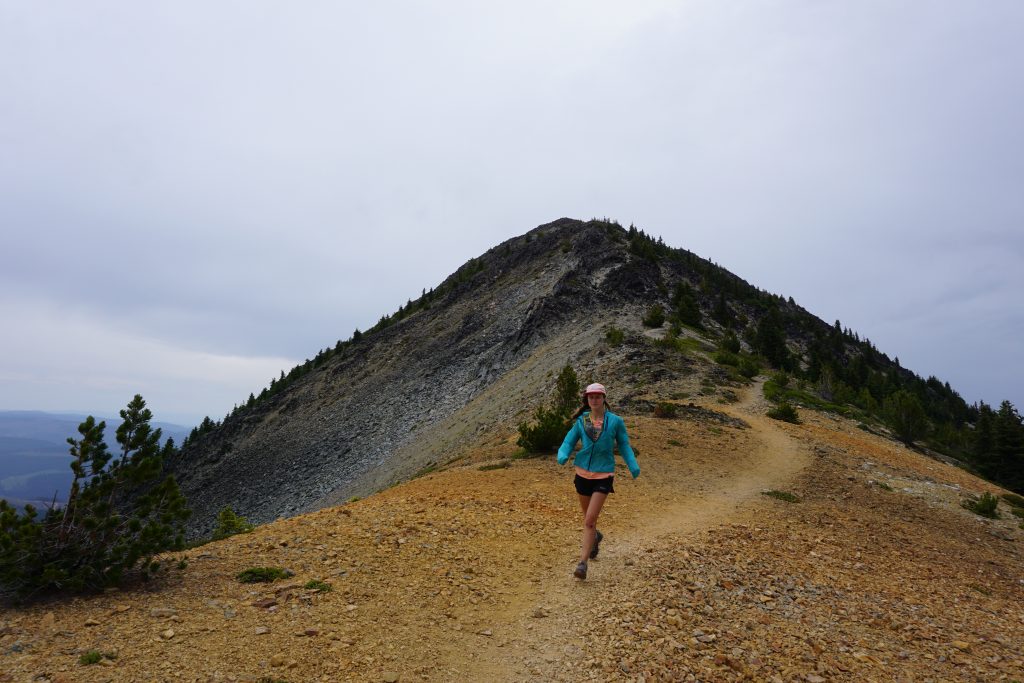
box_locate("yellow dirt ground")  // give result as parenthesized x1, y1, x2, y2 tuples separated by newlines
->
(2, 382, 1022, 682)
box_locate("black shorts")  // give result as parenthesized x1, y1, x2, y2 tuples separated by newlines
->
(574, 474, 614, 496)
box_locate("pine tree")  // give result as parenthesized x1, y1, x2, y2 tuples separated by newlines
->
(553, 365, 581, 418)
(993, 401, 1024, 491)
(973, 402, 997, 477)
(884, 390, 928, 446)
(0, 395, 190, 601)
(754, 309, 790, 369)
(517, 364, 581, 453)
(670, 282, 702, 328)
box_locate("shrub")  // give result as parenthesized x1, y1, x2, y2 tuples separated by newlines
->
(961, 492, 1000, 519)
(642, 304, 666, 328)
(79, 651, 103, 665)
(653, 402, 678, 418)
(738, 358, 760, 378)
(720, 331, 741, 354)
(517, 365, 579, 454)
(714, 350, 740, 367)
(212, 506, 254, 540)
(0, 395, 190, 602)
(517, 405, 568, 454)
(304, 579, 332, 592)
(605, 326, 625, 347)
(762, 490, 800, 503)
(719, 390, 739, 404)
(767, 403, 800, 424)
(236, 567, 293, 583)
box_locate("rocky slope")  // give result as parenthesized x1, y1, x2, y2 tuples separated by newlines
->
(4, 378, 1022, 682)
(170, 218, 756, 536)
(174, 216, 918, 539)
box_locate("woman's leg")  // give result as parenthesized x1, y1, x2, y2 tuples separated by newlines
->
(577, 493, 591, 516)
(578, 492, 608, 564)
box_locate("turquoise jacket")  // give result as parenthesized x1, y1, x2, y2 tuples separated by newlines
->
(557, 410, 640, 479)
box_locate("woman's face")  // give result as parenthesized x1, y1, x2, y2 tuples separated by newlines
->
(586, 392, 605, 409)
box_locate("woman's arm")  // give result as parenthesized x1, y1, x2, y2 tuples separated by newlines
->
(616, 418, 640, 478)
(557, 420, 581, 465)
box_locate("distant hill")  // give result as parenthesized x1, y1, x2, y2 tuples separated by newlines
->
(0, 411, 189, 511)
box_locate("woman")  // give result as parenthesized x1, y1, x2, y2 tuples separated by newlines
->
(557, 382, 640, 580)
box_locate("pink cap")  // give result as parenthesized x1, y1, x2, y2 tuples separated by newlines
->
(584, 383, 607, 396)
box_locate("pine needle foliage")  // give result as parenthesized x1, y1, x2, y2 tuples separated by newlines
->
(0, 395, 191, 602)
(212, 506, 254, 540)
(517, 365, 580, 454)
(884, 390, 929, 446)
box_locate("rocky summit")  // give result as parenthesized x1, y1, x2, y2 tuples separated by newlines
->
(171, 218, 790, 537)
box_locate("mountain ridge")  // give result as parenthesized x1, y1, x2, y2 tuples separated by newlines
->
(173, 218, 997, 537)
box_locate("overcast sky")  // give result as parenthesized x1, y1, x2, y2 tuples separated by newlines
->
(2, 1, 1021, 426)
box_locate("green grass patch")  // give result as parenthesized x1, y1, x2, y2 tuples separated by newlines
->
(79, 651, 103, 665)
(478, 461, 511, 471)
(236, 567, 293, 583)
(961, 492, 1000, 519)
(763, 380, 854, 417)
(968, 583, 993, 596)
(875, 481, 894, 492)
(1009, 507, 1024, 519)
(762, 490, 800, 503)
(667, 439, 683, 447)
(714, 350, 739, 367)
(304, 579, 333, 592)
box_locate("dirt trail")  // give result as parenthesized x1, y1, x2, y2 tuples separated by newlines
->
(455, 379, 811, 681)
